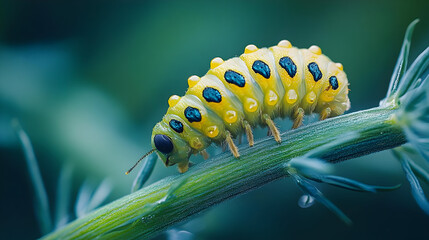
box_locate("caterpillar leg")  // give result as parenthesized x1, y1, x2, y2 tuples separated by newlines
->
(243, 120, 254, 146)
(226, 131, 240, 158)
(178, 160, 190, 173)
(292, 107, 305, 129)
(200, 149, 209, 160)
(263, 114, 281, 143)
(320, 107, 332, 120)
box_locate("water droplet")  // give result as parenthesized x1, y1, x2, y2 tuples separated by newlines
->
(141, 215, 154, 223)
(298, 195, 315, 208)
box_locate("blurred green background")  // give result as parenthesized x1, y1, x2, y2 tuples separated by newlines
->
(1, 0, 428, 239)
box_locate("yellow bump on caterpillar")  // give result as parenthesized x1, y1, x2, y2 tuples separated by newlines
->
(210, 57, 224, 69)
(168, 95, 181, 107)
(187, 75, 200, 88)
(244, 44, 258, 53)
(309, 45, 322, 55)
(278, 40, 292, 48)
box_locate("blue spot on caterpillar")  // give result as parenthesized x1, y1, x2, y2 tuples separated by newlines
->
(279, 56, 297, 78)
(308, 62, 322, 82)
(169, 119, 184, 133)
(329, 76, 339, 90)
(252, 60, 271, 79)
(203, 87, 222, 103)
(184, 106, 202, 123)
(224, 70, 246, 87)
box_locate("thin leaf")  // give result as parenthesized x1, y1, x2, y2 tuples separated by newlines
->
(393, 149, 429, 215)
(385, 19, 419, 100)
(289, 154, 400, 192)
(306, 174, 400, 193)
(86, 179, 112, 213)
(408, 159, 429, 185)
(402, 87, 427, 113)
(131, 153, 157, 193)
(75, 179, 112, 218)
(397, 47, 429, 98)
(75, 180, 94, 218)
(291, 174, 352, 225)
(409, 76, 424, 91)
(396, 72, 429, 163)
(400, 73, 428, 114)
(403, 122, 429, 163)
(13, 119, 52, 234)
(55, 164, 73, 230)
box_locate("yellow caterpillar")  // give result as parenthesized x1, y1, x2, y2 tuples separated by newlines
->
(128, 40, 350, 174)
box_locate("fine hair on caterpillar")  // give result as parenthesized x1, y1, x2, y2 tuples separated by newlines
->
(128, 40, 350, 174)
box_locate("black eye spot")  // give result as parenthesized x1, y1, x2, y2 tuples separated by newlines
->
(203, 87, 222, 103)
(252, 60, 271, 79)
(279, 56, 297, 78)
(154, 134, 173, 154)
(224, 70, 246, 87)
(169, 119, 184, 133)
(308, 62, 322, 82)
(329, 76, 339, 90)
(184, 106, 202, 123)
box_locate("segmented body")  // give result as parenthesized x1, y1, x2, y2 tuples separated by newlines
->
(151, 40, 350, 173)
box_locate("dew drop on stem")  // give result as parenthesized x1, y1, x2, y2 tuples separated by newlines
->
(298, 195, 315, 208)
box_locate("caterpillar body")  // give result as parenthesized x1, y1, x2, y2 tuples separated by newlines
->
(131, 40, 350, 174)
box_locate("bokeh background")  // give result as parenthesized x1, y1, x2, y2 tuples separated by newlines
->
(1, 0, 429, 239)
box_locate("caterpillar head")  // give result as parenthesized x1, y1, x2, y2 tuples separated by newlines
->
(151, 121, 192, 171)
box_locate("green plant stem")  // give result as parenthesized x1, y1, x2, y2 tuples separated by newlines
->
(41, 106, 406, 240)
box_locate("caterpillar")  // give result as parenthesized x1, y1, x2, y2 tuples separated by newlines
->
(127, 40, 350, 174)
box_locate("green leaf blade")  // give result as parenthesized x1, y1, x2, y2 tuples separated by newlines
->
(131, 153, 157, 193)
(13, 120, 53, 235)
